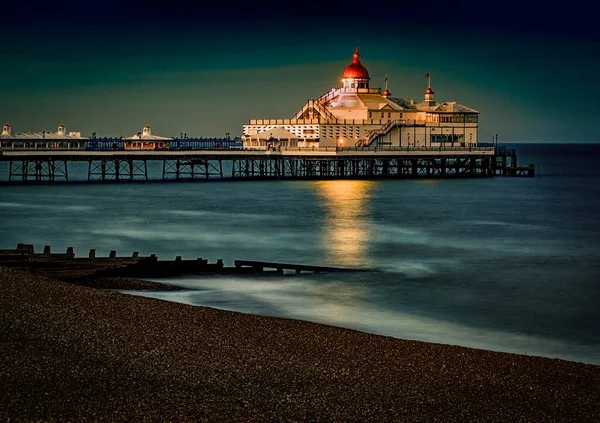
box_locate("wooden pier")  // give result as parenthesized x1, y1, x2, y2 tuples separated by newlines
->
(0, 146, 534, 184)
(0, 244, 363, 280)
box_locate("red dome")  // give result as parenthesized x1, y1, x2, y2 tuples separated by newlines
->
(425, 87, 434, 94)
(343, 46, 370, 79)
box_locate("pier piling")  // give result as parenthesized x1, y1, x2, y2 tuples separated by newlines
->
(1, 147, 534, 184)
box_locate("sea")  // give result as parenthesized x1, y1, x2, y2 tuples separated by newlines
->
(1, 143, 599, 365)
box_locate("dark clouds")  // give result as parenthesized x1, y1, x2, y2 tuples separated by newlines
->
(1, 0, 598, 142)
(2, 0, 596, 41)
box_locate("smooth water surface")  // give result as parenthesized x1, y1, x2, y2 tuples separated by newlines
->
(1, 143, 599, 364)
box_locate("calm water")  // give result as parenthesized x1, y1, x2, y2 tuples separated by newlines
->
(1, 143, 599, 365)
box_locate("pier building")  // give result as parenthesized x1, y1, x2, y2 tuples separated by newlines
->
(0, 123, 88, 150)
(0, 123, 240, 152)
(123, 125, 173, 150)
(242, 46, 479, 150)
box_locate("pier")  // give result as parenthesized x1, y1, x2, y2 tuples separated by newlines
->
(0, 146, 534, 184)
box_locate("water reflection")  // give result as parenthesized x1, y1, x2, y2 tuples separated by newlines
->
(313, 180, 375, 267)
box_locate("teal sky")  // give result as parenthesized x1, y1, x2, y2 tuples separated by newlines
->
(1, 1, 598, 143)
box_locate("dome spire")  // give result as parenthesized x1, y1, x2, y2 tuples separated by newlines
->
(424, 72, 435, 105)
(382, 74, 391, 97)
(342, 45, 370, 89)
(352, 45, 360, 64)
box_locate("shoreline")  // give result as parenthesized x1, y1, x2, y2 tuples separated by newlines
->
(68, 275, 192, 291)
(1, 266, 599, 421)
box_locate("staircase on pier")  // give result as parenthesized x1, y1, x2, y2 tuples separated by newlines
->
(292, 99, 337, 121)
(357, 119, 405, 148)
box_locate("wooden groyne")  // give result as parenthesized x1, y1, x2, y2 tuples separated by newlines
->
(234, 260, 361, 274)
(0, 244, 362, 280)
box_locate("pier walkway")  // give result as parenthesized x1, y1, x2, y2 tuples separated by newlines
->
(0, 146, 534, 183)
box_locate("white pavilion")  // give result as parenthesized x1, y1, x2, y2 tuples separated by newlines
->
(123, 125, 173, 150)
(0, 123, 88, 149)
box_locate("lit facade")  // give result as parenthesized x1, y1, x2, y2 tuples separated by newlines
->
(0, 123, 88, 149)
(242, 46, 479, 149)
(123, 125, 173, 150)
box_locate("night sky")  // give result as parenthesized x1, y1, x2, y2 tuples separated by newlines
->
(1, 0, 598, 142)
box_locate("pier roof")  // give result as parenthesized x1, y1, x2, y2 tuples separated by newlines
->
(433, 101, 479, 114)
(124, 125, 173, 141)
(359, 94, 406, 111)
(325, 91, 406, 111)
(260, 127, 298, 139)
(12, 132, 90, 140)
(123, 134, 173, 141)
(1, 123, 88, 140)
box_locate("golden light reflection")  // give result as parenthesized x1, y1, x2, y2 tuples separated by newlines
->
(416, 179, 441, 184)
(313, 180, 375, 267)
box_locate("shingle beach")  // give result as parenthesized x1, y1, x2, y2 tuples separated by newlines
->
(1, 266, 599, 422)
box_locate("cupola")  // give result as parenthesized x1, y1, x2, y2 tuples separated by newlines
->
(424, 73, 435, 106)
(342, 45, 370, 90)
(2, 123, 12, 135)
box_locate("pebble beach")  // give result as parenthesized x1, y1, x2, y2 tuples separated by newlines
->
(1, 266, 599, 422)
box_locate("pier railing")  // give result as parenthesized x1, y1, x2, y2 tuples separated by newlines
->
(0, 145, 495, 153)
(249, 146, 495, 153)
